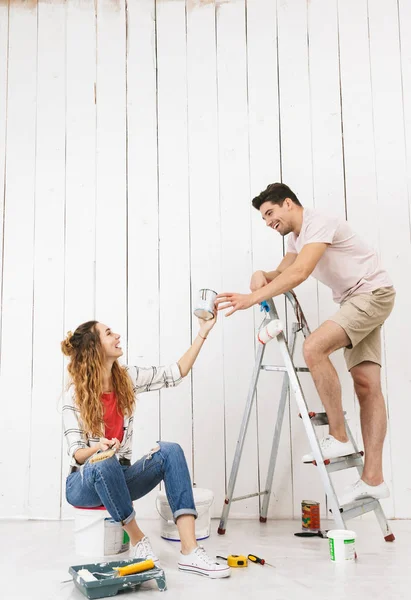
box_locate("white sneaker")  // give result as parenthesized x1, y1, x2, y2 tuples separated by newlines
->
(178, 546, 231, 579)
(130, 535, 160, 567)
(302, 435, 355, 463)
(339, 479, 390, 506)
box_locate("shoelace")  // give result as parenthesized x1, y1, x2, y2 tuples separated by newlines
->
(138, 537, 155, 557)
(194, 546, 217, 566)
(320, 436, 334, 450)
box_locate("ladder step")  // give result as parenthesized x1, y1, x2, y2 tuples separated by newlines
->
(330, 498, 379, 521)
(324, 453, 364, 473)
(299, 411, 346, 426)
(261, 365, 310, 373)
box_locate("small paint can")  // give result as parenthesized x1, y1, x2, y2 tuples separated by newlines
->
(301, 500, 320, 532)
(194, 289, 217, 321)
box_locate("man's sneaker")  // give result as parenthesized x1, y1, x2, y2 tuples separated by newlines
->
(178, 546, 231, 579)
(339, 479, 390, 506)
(302, 435, 355, 463)
(130, 535, 160, 567)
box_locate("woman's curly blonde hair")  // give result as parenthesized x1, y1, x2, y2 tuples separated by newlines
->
(61, 321, 135, 436)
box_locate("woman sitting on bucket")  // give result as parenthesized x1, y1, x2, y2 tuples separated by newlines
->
(61, 311, 230, 579)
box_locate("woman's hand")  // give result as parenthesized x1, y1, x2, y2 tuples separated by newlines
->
(99, 437, 120, 452)
(198, 308, 217, 339)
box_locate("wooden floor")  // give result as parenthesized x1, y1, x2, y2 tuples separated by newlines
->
(3, 517, 410, 600)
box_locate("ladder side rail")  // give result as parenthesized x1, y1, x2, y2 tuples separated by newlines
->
(217, 337, 267, 533)
(260, 323, 299, 521)
(270, 322, 345, 528)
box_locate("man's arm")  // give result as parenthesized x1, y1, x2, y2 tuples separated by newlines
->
(217, 243, 327, 316)
(250, 253, 297, 291)
(265, 252, 298, 281)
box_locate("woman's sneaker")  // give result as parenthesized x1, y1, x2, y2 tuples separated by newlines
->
(130, 535, 160, 567)
(178, 546, 231, 579)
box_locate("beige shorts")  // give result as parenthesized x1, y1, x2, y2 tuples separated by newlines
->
(329, 287, 396, 371)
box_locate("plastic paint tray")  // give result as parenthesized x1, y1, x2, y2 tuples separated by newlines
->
(68, 558, 167, 598)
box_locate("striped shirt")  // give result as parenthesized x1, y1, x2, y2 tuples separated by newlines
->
(62, 363, 182, 468)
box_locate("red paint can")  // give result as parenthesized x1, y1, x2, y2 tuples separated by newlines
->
(301, 500, 320, 532)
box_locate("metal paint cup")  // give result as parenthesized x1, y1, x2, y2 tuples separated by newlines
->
(194, 289, 217, 321)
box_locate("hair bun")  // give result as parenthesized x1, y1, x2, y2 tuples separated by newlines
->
(61, 331, 74, 356)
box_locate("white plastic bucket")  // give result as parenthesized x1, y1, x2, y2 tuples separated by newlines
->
(327, 529, 357, 562)
(156, 488, 214, 541)
(74, 506, 130, 557)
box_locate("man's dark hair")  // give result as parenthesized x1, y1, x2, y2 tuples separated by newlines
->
(252, 183, 302, 210)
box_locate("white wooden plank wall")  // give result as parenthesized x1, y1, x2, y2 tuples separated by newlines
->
(0, 0, 410, 522)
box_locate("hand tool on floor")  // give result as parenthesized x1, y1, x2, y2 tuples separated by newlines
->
(248, 554, 275, 568)
(216, 554, 248, 567)
(294, 530, 328, 538)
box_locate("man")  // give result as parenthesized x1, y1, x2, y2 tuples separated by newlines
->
(216, 182, 395, 505)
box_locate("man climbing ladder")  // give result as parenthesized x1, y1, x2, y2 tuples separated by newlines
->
(216, 182, 395, 506)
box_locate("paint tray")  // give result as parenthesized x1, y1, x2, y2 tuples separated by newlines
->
(69, 558, 167, 598)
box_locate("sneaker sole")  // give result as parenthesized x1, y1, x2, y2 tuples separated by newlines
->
(178, 565, 231, 579)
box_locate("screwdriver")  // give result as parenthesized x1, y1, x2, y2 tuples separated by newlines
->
(248, 554, 275, 568)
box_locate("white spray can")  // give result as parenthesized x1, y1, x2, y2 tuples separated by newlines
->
(257, 319, 283, 344)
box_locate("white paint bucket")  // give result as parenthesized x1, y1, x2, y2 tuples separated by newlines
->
(257, 319, 283, 344)
(156, 488, 214, 541)
(193, 289, 217, 321)
(74, 506, 130, 557)
(327, 529, 357, 562)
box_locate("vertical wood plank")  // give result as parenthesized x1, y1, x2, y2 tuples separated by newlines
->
(62, 0, 97, 519)
(186, 0, 225, 516)
(338, 0, 395, 517)
(246, 0, 293, 518)
(29, 0, 66, 519)
(277, 0, 324, 518)
(0, 0, 37, 518)
(367, 0, 411, 518)
(156, 0, 193, 476)
(217, 0, 258, 516)
(0, 1, 8, 342)
(308, 0, 356, 502)
(126, 0, 161, 518)
(95, 0, 127, 340)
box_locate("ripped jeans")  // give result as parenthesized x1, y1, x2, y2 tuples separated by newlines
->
(66, 441, 197, 525)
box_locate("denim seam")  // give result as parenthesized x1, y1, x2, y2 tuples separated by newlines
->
(92, 464, 130, 523)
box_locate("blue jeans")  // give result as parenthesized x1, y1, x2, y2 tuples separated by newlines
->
(66, 441, 197, 525)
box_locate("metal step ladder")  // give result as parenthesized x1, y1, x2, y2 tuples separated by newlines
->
(217, 291, 394, 542)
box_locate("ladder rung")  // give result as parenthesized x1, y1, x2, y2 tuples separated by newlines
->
(300, 411, 346, 426)
(325, 453, 364, 473)
(261, 365, 310, 373)
(228, 491, 269, 503)
(331, 498, 379, 521)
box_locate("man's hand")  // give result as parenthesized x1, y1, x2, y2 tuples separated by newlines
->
(215, 292, 255, 317)
(250, 270, 268, 292)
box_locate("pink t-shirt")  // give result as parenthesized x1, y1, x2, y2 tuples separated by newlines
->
(286, 207, 392, 304)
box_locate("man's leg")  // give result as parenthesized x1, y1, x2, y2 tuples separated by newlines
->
(350, 361, 386, 485)
(303, 320, 351, 441)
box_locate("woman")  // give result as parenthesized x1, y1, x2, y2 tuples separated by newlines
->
(61, 313, 230, 579)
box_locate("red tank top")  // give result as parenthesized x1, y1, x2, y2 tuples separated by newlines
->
(101, 392, 124, 442)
